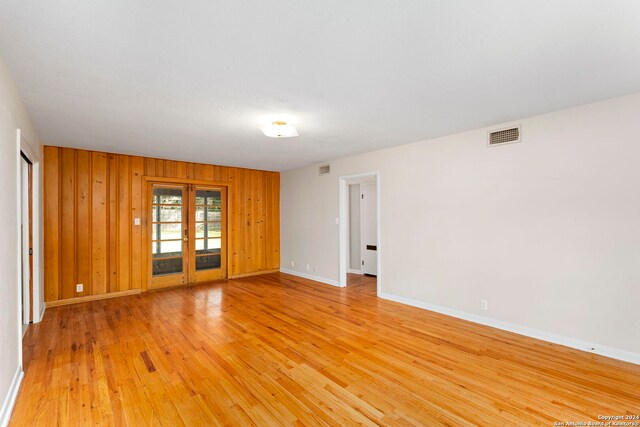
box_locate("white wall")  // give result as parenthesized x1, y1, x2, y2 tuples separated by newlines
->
(348, 184, 361, 271)
(0, 55, 41, 425)
(281, 93, 640, 358)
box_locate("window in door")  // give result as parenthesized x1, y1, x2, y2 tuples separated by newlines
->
(150, 185, 187, 288)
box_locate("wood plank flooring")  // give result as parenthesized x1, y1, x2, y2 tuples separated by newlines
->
(11, 272, 640, 426)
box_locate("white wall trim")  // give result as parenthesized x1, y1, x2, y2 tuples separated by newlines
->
(0, 367, 23, 427)
(348, 269, 363, 275)
(280, 269, 341, 287)
(379, 291, 640, 366)
(17, 129, 42, 323)
(14, 130, 23, 378)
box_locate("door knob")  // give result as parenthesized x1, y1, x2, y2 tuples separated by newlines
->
(183, 237, 188, 242)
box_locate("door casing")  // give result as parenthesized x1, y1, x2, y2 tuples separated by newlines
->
(20, 153, 33, 325)
(144, 177, 229, 291)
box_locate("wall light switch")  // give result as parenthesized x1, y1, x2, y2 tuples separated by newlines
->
(134, 217, 141, 226)
(335, 217, 339, 225)
(76, 283, 83, 293)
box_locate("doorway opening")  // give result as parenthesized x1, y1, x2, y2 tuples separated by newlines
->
(19, 151, 33, 337)
(339, 172, 381, 295)
(147, 182, 227, 290)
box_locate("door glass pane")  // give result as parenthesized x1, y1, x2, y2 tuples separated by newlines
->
(196, 238, 221, 254)
(195, 190, 221, 206)
(195, 206, 221, 222)
(152, 186, 184, 277)
(152, 205, 182, 222)
(196, 254, 221, 271)
(153, 240, 182, 255)
(195, 222, 222, 238)
(152, 188, 183, 204)
(194, 188, 223, 272)
(153, 258, 183, 275)
(152, 223, 182, 241)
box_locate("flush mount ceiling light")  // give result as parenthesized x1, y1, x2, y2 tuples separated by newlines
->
(260, 121, 299, 138)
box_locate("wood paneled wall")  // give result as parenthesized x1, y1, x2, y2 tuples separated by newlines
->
(43, 146, 280, 303)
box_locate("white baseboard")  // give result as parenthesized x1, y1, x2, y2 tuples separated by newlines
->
(280, 269, 341, 287)
(348, 269, 363, 275)
(379, 292, 640, 366)
(0, 367, 23, 427)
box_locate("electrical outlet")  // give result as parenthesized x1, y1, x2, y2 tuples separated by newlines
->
(480, 299, 488, 311)
(314, 266, 318, 272)
(306, 264, 310, 271)
(290, 261, 294, 268)
(76, 283, 84, 293)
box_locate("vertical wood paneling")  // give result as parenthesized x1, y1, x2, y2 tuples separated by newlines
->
(164, 160, 176, 178)
(91, 152, 108, 295)
(60, 148, 76, 299)
(117, 156, 131, 291)
(203, 165, 214, 181)
(193, 163, 204, 181)
(254, 170, 265, 272)
(176, 161, 187, 179)
(145, 158, 156, 177)
(228, 167, 240, 276)
(130, 157, 144, 290)
(239, 169, 249, 275)
(43, 146, 280, 303)
(43, 147, 60, 302)
(212, 165, 221, 181)
(108, 154, 118, 293)
(271, 173, 280, 269)
(265, 172, 273, 270)
(76, 150, 91, 296)
(156, 160, 164, 177)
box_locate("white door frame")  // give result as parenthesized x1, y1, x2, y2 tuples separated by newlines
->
(16, 129, 42, 329)
(20, 155, 30, 328)
(338, 172, 381, 295)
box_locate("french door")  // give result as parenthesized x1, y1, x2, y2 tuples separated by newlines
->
(149, 183, 226, 289)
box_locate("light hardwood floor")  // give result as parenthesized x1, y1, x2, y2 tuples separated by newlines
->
(11, 273, 640, 426)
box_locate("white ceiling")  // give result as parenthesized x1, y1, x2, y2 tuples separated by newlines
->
(1, 1, 639, 171)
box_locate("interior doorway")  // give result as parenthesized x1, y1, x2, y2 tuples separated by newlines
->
(19, 152, 33, 336)
(347, 181, 378, 276)
(339, 172, 381, 294)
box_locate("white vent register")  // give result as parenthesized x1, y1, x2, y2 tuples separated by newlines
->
(318, 164, 330, 176)
(488, 126, 521, 147)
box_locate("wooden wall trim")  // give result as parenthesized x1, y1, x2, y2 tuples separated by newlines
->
(45, 289, 142, 308)
(143, 176, 230, 187)
(229, 269, 280, 280)
(43, 146, 280, 303)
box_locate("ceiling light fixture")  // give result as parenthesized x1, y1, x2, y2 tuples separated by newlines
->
(260, 121, 299, 138)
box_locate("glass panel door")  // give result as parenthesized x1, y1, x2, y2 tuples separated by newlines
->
(190, 186, 226, 282)
(148, 183, 226, 289)
(150, 185, 188, 289)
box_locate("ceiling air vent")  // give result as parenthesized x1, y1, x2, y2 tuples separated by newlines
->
(488, 126, 521, 147)
(318, 164, 331, 176)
